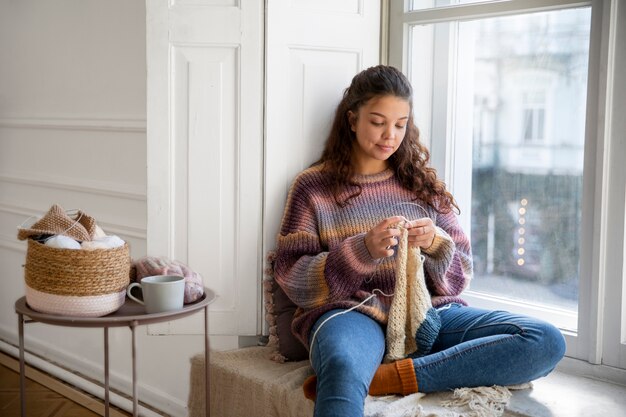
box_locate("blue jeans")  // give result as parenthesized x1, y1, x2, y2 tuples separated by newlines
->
(308, 304, 566, 417)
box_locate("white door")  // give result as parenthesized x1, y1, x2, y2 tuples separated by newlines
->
(147, 0, 382, 340)
(264, 0, 382, 256)
(146, 0, 264, 338)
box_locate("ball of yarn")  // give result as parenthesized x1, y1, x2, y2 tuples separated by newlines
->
(93, 224, 107, 239)
(81, 235, 125, 250)
(44, 235, 81, 250)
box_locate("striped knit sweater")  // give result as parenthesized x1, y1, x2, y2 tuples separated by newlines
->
(273, 164, 473, 349)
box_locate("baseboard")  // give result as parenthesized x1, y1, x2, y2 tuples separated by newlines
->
(0, 351, 129, 417)
(0, 325, 188, 417)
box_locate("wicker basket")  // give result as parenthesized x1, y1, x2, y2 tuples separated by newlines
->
(24, 239, 131, 317)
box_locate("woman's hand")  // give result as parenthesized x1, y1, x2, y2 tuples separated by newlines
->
(364, 216, 405, 259)
(405, 217, 435, 249)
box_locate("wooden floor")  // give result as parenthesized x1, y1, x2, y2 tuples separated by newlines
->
(0, 353, 130, 417)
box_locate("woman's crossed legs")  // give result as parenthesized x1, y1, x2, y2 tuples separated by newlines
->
(307, 304, 566, 417)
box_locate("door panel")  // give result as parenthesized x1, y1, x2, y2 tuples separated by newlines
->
(147, 1, 263, 336)
(264, 0, 381, 259)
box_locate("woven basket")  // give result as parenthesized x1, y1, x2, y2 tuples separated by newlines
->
(24, 239, 131, 317)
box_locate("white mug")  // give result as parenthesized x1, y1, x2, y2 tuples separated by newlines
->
(126, 275, 185, 314)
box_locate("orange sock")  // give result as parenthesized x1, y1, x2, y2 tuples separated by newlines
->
(303, 374, 317, 400)
(369, 359, 418, 396)
(301, 359, 418, 401)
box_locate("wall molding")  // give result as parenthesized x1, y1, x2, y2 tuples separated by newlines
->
(94, 222, 147, 240)
(0, 172, 146, 201)
(0, 235, 26, 253)
(0, 115, 146, 133)
(0, 203, 147, 250)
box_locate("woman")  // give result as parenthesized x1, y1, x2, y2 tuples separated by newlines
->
(273, 65, 565, 417)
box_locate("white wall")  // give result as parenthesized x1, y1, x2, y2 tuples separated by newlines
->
(0, 1, 384, 415)
(0, 1, 199, 415)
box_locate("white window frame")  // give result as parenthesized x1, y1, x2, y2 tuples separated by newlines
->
(388, 0, 626, 379)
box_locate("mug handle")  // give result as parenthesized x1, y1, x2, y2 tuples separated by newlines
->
(126, 282, 144, 305)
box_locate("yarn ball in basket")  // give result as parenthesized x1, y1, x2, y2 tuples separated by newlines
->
(44, 235, 81, 250)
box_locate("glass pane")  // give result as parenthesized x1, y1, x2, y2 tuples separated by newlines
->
(537, 109, 545, 140)
(409, 7, 591, 330)
(523, 109, 534, 141)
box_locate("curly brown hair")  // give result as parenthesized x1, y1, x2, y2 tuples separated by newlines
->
(315, 65, 459, 214)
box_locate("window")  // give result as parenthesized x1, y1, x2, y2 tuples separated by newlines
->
(405, 8, 589, 330)
(389, 0, 626, 373)
(523, 107, 545, 142)
(467, 10, 587, 332)
(522, 92, 546, 143)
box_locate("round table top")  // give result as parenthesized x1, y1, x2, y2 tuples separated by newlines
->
(15, 288, 216, 328)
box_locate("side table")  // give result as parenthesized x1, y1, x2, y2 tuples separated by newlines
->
(15, 288, 216, 417)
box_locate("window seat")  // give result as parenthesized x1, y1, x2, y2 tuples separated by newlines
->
(188, 346, 626, 417)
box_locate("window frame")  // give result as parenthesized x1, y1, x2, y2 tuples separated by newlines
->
(388, 0, 626, 378)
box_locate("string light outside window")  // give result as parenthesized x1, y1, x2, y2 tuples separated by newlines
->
(517, 199, 528, 267)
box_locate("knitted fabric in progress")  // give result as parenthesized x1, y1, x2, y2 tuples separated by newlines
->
(385, 227, 441, 362)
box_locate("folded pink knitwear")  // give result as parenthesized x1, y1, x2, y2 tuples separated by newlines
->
(133, 256, 204, 304)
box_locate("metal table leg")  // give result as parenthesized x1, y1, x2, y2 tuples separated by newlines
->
(13, 292, 214, 417)
(131, 320, 138, 417)
(205, 305, 210, 417)
(18, 313, 25, 417)
(104, 327, 110, 417)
